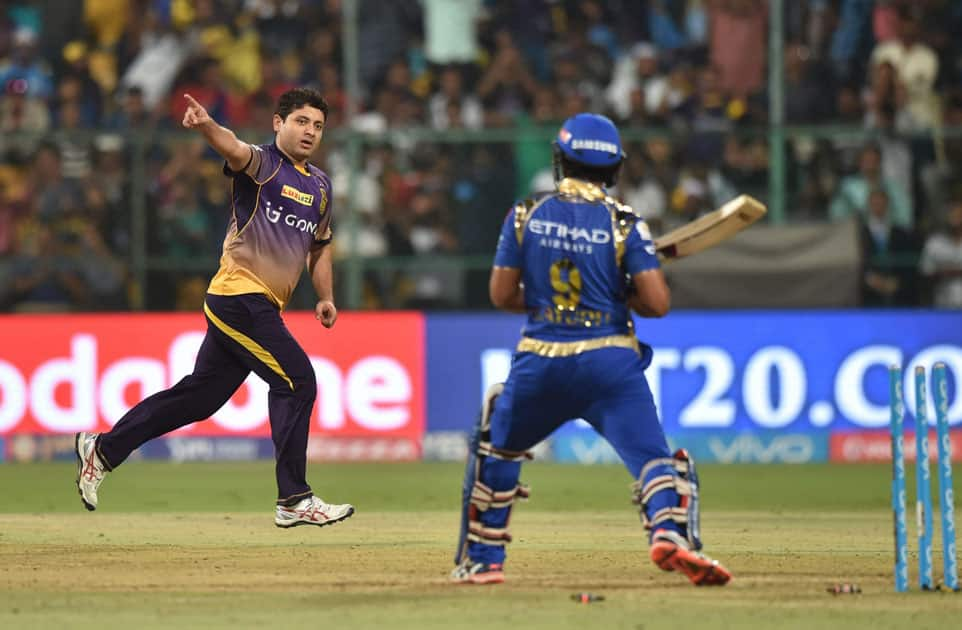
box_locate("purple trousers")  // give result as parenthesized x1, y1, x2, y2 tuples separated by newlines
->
(97, 293, 316, 506)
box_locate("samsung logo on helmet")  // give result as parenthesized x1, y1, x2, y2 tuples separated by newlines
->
(529, 219, 611, 243)
(570, 139, 618, 154)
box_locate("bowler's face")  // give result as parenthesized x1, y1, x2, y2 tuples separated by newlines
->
(274, 105, 326, 161)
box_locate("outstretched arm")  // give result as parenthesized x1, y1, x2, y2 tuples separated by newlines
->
(181, 93, 254, 172)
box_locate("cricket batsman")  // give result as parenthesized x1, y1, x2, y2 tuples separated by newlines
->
(452, 113, 732, 585)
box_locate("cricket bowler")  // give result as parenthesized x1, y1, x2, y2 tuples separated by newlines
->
(75, 88, 354, 529)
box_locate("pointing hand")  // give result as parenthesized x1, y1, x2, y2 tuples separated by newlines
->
(182, 93, 211, 129)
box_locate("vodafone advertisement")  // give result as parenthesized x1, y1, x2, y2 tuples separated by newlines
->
(0, 313, 425, 451)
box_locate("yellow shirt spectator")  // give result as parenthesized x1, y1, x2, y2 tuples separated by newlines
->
(84, 0, 128, 48)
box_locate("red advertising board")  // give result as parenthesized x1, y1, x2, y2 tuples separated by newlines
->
(830, 430, 962, 463)
(0, 312, 425, 443)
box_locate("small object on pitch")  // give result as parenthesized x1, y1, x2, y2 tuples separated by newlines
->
(826, 583, 861, 595)
(571, 592, 605, 603)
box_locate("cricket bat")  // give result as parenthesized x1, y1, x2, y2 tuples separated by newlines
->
(654, 194, 767, 263)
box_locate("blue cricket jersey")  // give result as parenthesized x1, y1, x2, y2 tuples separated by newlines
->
(493, 178, 660, 341)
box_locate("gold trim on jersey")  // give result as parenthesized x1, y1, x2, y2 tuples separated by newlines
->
(513, 199, 534, 246)
(557, 177, 606, 201)
(234, 161, 283, 241)
(556, 178, 638, 268)
(203, 302, 294, 390)
(254, 161, 284, 186)
(513, 195, 551, 246)
(608, 205, 635, 268)
(515, 334, 640, 357)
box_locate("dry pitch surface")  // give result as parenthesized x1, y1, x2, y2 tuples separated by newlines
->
(0, 462, 959, 629)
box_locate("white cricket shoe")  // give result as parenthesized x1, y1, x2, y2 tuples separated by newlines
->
(275, 496, 355, 528)
(75, 432, 106, 511)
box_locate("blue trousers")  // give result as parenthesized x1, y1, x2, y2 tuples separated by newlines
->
(468, 345, 681, 564)
(97, 293, 317, 506)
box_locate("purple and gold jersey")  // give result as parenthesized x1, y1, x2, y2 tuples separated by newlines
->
(494, 178, 659, 341)
(208, 143, 333, 310)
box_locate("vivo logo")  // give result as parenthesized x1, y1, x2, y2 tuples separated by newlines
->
(894, 441, 905, 473)
(942, 434, 953, 478)
(945, 488, 957, 533)
(947, 541, 958, 575)
(707, 434, 816, 464)
(920, 438, 931, 481)
(939, 378, 949, 416)
(559, 435, 621, 465)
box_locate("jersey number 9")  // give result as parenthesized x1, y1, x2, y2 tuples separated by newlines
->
(550, 258, 582, 311)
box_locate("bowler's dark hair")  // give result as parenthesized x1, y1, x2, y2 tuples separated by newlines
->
(276, 88, 329, 120)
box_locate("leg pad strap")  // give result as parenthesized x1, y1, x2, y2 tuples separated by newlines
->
(467, 480, 530, 545)
(456, 383, 533, 561)
(631, 448, 702, 550)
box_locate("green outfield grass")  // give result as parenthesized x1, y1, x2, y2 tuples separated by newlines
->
(0, 462, 959, 629)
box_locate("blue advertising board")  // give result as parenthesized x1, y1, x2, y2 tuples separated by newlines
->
(137, 437, 275, 462)
(548, 423, 830, 465)
(426, 314, 526, 430)
(426, 311, 962, 441)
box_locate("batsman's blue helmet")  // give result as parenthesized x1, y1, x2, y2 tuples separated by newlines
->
(554, 113, 625, 168)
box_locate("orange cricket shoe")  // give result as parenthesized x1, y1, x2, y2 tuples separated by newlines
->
(649, 531, 732, 586)
(450, 560, 505, 584)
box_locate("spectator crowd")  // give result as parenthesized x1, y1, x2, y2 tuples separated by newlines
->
(1, 0, 962, 311)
